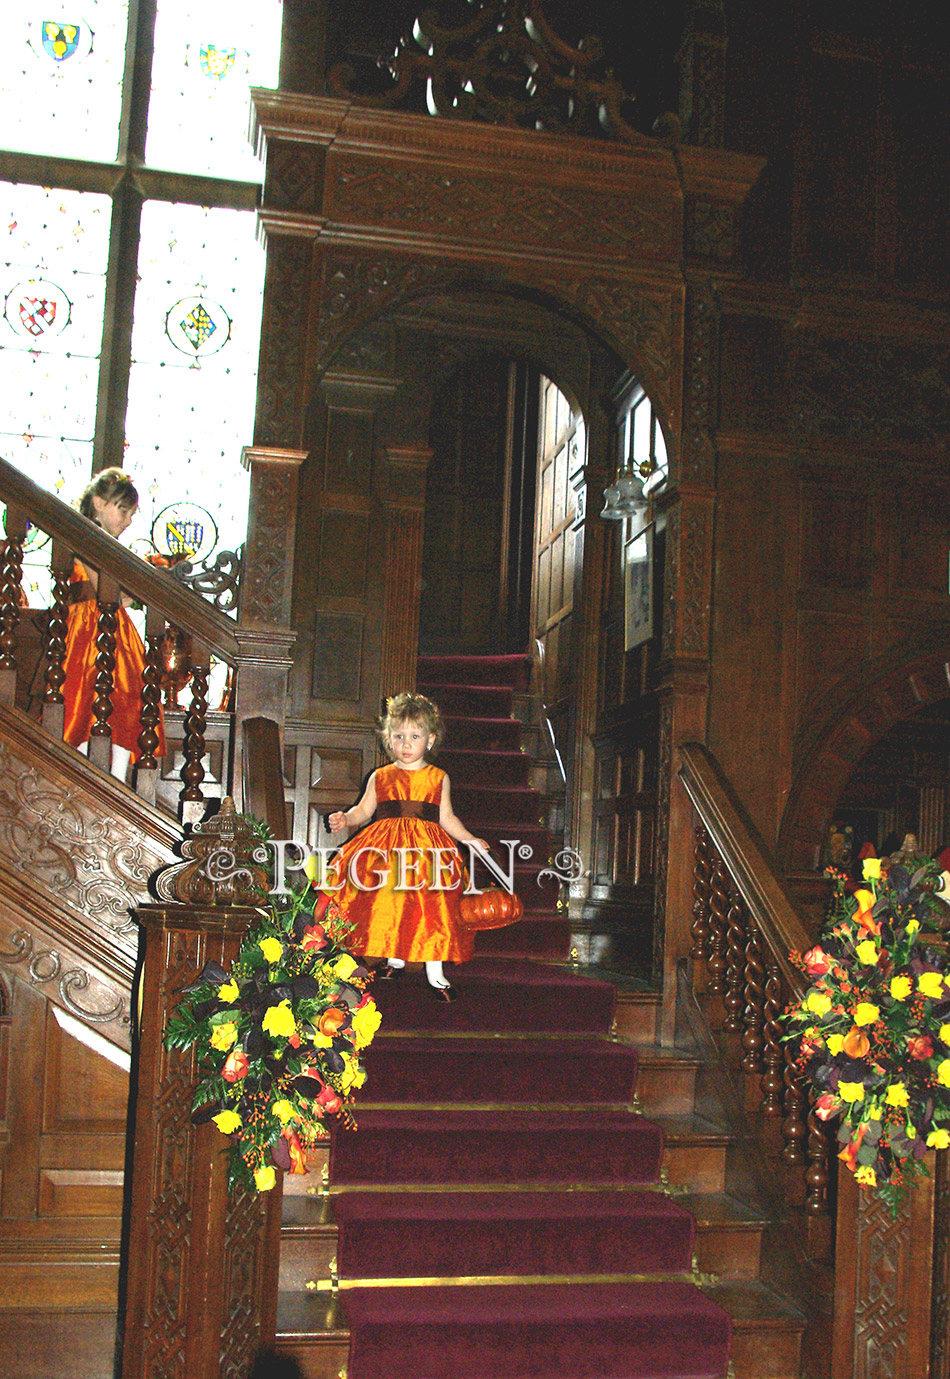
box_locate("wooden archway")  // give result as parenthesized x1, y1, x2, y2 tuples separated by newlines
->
(777, 636, 950, 872)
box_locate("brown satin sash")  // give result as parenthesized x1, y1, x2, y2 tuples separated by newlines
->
(375, 800, 441, 823)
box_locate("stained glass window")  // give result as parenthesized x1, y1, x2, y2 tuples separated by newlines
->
(123, 201, 267, 559)
(0, 2, 130, 163)
(146, 0, 283, 180)
(0, 183, 110, 499)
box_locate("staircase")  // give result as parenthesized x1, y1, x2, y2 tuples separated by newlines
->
(271, 655, 806, 1379)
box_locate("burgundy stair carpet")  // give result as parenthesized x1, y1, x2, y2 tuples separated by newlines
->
(322, 951, 732, 1379)
(417, 652, 570, 960)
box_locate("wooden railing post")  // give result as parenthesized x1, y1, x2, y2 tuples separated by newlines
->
(121, 803, 280, 1379)
(232, 446, 305, 811)
(832, 1158, 937, 1377)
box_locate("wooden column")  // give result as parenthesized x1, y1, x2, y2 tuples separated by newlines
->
(121, 818, 281, 1378)
(832, 1160, 937, 1378)
(378, 445, 432, 700)
(233, 446, 305, 807)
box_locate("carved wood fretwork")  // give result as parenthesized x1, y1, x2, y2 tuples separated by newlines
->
(0, 738, 169, 940)
(254, 238, 313, 450)
(328, 0, 639, 142)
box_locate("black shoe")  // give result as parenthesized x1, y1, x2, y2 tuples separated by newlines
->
(427, 983, 457, 1002)
(376, 963, 404, 982)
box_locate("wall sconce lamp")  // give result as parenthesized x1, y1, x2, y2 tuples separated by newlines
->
(600, 456, 655, 521)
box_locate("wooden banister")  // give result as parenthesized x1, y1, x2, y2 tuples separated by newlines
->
(0, 455, 239, 662)
(678, 741, 809, 998)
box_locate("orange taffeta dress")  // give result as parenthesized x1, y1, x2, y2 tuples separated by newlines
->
(62, 561, 166, 760)
(325, 762, 475, 964)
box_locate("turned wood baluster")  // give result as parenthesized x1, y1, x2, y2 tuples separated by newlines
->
(690, 823, 713, 961)
(705, 850, 729, 997)
(181, 646, 210, 824)
(136, 604, 165, 788)
(781, 1044, 808, 1166)
(804, 1107, 832, 1257)
(0, 507, 26, 704)
(88, 572, 119, 772)
(42, 540, 71, 738)
(740, 915, 766, 1074)
(759, 960, 785, 1118)
(722, 884, 747, 1033)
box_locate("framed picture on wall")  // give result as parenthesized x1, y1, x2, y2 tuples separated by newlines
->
(624, 525, 653, 651)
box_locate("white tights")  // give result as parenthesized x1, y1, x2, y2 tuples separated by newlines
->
(385, 957, 450, 989)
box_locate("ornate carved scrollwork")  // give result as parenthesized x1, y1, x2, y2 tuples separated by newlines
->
(171, 548, 242, 612)
(328, 0, 639, 143)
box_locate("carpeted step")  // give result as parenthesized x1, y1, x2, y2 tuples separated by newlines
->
(477, 822, 551, 856)
(369, 959, 612, 1034)
(451, 783, 543, 825)
(342, 1280, 732, 1379)
(330, 1108, 663, 1187)
(362, 1036, 638, 1105)
(439, 747, 531, 788)
(417, 683, 514, 717)
(418, 653, 532, 690)
(332, 1190, 696, 1279)
(474, 916, 570, 959)
(443, 715, 522, 751)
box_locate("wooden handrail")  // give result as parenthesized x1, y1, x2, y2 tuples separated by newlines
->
(0, 455, 239, 661)
(678, 741, 810, 998)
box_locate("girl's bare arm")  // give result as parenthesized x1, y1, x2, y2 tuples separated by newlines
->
(328, 773, 377, 833)
(439, 775, 488, 850)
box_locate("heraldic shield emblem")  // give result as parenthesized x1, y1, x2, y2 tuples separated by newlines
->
(41, 21, 81, 61)
(199, 43, 236, 79)
(4, 280, 71, 342)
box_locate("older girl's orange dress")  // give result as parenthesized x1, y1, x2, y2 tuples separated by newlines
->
(325, 762, 474, 963)
(62, 560, 166, 760)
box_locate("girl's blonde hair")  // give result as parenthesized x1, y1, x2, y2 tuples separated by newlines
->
(379, 691, 445, 756)
(79, 467, 139, 521)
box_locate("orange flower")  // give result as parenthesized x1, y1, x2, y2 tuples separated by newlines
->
(838, 1121, 868, 1171)
(842, 1028, 870, 1059)
(318, 1006, 347, 1037)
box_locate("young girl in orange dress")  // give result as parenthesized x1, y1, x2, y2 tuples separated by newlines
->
(63, 468, 165, 782)
(324, 692, 488, 1002)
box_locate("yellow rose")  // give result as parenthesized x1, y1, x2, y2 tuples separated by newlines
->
(254, 1165, 277, 1191)
(333, 955, 359, 981)
(212, 1109, 242, 1135)
(927, 1129, 950, 1150)
(827, 1034, 845, 1055)
(210, 1021, 238, 1051)
(271, 1099, 295, 1124)
(862, 858, 882, 881)
(885, 1083, 909, 1107)
(259, 937, 284, 965)
(217, 979, 240, 1003)
(261, 1000, 296, 1039)
(867, 1103, 882, 1121)
(340, 1052, 366, 1094)
(890, 976, 913, 1001)
(854, 1166, 877, 1186)
(839, 1081, 865, 1104)
(937, 1060, 950, 1088)
(855, 940, 879, 966)
(805, 990, 833, 1017)
(918, 972, 946, 999)
(351, 1000, 382, 1050)
(303, 852, 321, 882)
(853, 1003, 880, 1027)
(907, 920, 920, 934)
(940, 1024, 950, 1046)
(310, 1031, 334, 1049)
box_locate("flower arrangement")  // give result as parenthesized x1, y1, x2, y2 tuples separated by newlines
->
(164, 884, 380, 1193)
(784, 854, 950, 1213)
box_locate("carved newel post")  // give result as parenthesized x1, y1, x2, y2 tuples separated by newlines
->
(121, 800, 281, 1379)
(832, 1158, 937, 1378)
